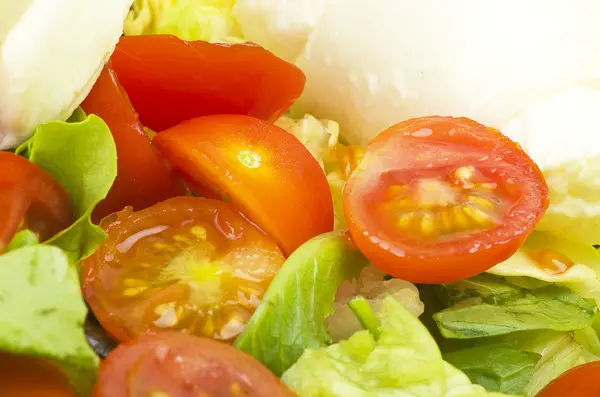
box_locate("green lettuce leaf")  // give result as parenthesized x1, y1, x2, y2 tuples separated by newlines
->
(0, 245, 99, 395)
(6, 230, 39, 252)
(124, 0, 243, 43)
(433, 274, 596, 339)
(234, 231, 368, 375)
(17, 115, 117, 263)
(443, 344, 540, 395)
(488, 231, 600, 306)
(282, 296, 520, 397)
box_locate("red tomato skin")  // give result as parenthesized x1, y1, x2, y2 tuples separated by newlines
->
(110, 35, 306, 132)
(93, 332, 297, 397)
(0, 353, 76, 397)
(0, 152, 72, 252)
(81, 62, 186, 222)
(537, 361, 600, 397)
(153, 115, 334, 256)
(343, 116, 549, 284)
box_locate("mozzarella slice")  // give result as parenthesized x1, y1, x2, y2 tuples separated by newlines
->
(292, 0, 600, 145)
(502, 86, 600, 245)
(0, 0, 133, 149)
(233, 0, 336, 63)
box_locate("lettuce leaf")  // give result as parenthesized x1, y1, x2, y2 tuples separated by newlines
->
(488, 232, 600, 306)
(124, 0, 243, 43)
(16, 115, 117, 263)
(433, 274, 596, 339)
(282, 296, 520, 397)
(234, 231, 368, 375)
(0, 245, 99, 395)
(443, 344, 540, 394)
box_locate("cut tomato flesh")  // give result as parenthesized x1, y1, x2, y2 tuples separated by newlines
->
(82, 197, 285, 342)
(343, 116, 549, 284)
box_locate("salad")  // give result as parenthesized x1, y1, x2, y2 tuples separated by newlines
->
(1, 0, 600, 396)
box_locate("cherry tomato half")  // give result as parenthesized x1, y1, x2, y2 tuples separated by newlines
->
(82, 196, 285, 342)
(81, 62, 186, 222)
(94, 332, 297, 397)
(343, 116, 549, 284)
(0, 353, 75, 397)
(154, 115, 334, 256)
(110, 35, 306, 132)
(537, 361, 600, 397)
(0, 152, 72, 252)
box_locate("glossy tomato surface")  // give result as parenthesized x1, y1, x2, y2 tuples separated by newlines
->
(82, 197, 285, 342)
(0, 152, 72, 252)
(343, 116, 549, 284)
(154, 115, 334, 256)
(0, 353, 75, 397)
(111, 35, 305, 132)
(94, 332, 297, 397)
(81, 62, 185, 222)
(537, 361, 600, 397)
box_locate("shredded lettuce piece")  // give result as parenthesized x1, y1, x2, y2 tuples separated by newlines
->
(282, 296, 521, 397)
(488, 232, 600, 306)
(124, 0, 243, 43)
(433, 274, 596, 339)
(0, 245, 99, 396)
(276, 114, 365, 230)
(235, 231, 368, 376)
(275, 114, 340, 168)
(16, 114, 117, 263)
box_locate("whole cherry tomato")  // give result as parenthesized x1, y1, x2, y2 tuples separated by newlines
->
(537, 361, 600, 397)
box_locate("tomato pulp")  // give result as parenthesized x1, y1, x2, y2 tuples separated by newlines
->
(0, 152, 72, 252)
(82, 197, 285, 342)
(343, 116, 549, 284)
(154, 115, 334, 256)
(94, 332, 297, 397)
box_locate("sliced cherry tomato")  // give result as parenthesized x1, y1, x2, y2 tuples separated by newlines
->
(0, 352, 75, 396)
(82, 196, 285, 342)
(94, 332, 296, 397)
(0, 152, 72, 252)
(343, 116, 549, 284)
(110, 35, 306, 132)
(537, 361, 600, 397)
(153, 115, 334, 256)
(81, 62, 185, 222)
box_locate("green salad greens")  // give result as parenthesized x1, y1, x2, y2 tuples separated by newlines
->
(124, 0, 243, 43)
(0, 244, 99, 396)
(16, 113, 117, 263)
(283, 296, 519, 397)
(0, 110, 118, 395)
(235, 231, 369, 375)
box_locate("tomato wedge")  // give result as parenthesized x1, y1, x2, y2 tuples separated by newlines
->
(81, 62, 185, 222)
(110, 35, 306, 132)
(343, 116, 549, 284)
(0, 353, 75, 397)
(537, 361, 600, 397)
(82, 197, 285, 342)
(94, 332, 296, 397)
(0, 152, 72, 252)
(153, 115, 334, 256)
